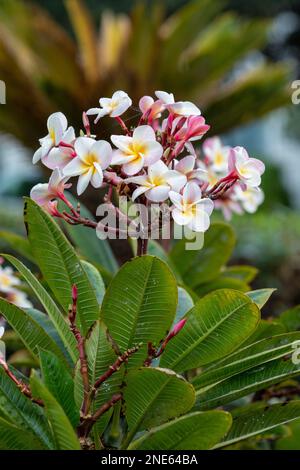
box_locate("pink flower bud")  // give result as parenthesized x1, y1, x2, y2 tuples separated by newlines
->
(167, 318, 187, 340)
(72, 284, 78, 303)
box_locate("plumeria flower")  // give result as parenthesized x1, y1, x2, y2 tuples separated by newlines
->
(139, 96, 155, 114)
(33, 112, 74, 164)
(125, 160, 186, 202)
(155, 90, 201, 116)
(42, 129, 76, 170)
(169, 182, 214, 232)
(111, 125, 163, 176)
(174, 155, 207, 182)
(229, 146, 265, 188)
(86, 91, 132, 123)
(233, 185, 264, 213)
(7, 290, 33, 309)
(30, 168, 71, 213)
(203, 137, 230, 173)
(0, 266, 21, 293)
(63, 137, 112, 195)
(174, 116, 210, 143)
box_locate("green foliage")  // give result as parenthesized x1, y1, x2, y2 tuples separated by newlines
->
(0, 205, 300, 450)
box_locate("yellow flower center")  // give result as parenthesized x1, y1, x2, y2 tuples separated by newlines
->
(127, 142, 146, 160)
(215, 151, 224, 166)
(83, 152, 99, 168)
(0, 274, 12, 287)
(49, 128, 56, 143)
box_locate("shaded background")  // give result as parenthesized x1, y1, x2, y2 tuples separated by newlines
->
(0, 0, 300, 317)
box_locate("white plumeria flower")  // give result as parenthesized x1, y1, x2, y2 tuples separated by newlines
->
(203, 137, 230, 173)
(0, 266, 20, 293)
(42, 127, 76, 170)
(155, 90, 201, 117)
(30, 168, 71, 210)
(169, 182, 214, 232)
(111, 125, 163, 176)
(174, 155, 207, 182)
(139, 96, 155, 114)
(126, 160, 186, 202)
(63, 137, 112, 195)
(7, 290, 33, 309)
(233, 185, 264, 213)
(229, 146, 265, 188)
(86, 91, 132, 123)
(33, 112, 74, 164)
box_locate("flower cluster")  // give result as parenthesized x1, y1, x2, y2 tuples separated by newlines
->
(0, 258, 32, 309)
(30, 90, 265, 236)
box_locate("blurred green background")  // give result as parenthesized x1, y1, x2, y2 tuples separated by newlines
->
(0, 0, 300, 317)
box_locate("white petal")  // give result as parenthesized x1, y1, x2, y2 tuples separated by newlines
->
(111, 97, 132, 117)
(169, 191, 183, 210)
(63, 157, 85, 177)
(125, 175, 149, 185)
(91, 163, 103, 188)
(74, 137, 95, 159)
(0, 326, 4, 339)
(86, 107, 102, 116)
(91, 140, 112, 169)
(183, 182, 202, 205)
(77, 169, 93, 195)
(47, 112, 67, 145)
(139, 96, 154, 113)
(132, 186, 148, 202)
(99, 98, 112, 108)
(175, 155, 195, 174)
(133, 125, 156, 142)
(42, 147, 73, 170)
(148, 160, 168, 179)
(155, 91, 175, 104)
(122, 157, 144, 175)
(111, 134, 133, 152)
(40, 138, 54, 158)
(188, 210, 210, 232)
(143, 141, 163, 166)
(197, 198, 214, 216)
(62, 126, 75, 144)
(169, 101, 201, 116)
(172, 208, 192, 226)
(32, 147, 43, 164)
(111, 150, 135, 165)
(164, 171, 186, 192)
(146, 185, 170, 202)
(30, 183, 50, 206)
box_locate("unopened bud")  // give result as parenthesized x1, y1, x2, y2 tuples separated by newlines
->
(72, 284, 78, 303)
(82, 112, 91, 137)
(167, 318, 187, 341)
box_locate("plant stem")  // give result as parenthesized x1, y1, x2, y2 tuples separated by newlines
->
(0, 359, 43, 406)
(137, 238, 148, 256)
(78, 393, 122, 438)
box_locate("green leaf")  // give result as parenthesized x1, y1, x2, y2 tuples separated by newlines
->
(223, 265, 258, 283)
(101, 256, 177, 367)
(39, 350, 79, 427)
(243, 319, 286, 345)
(0, 230, 35, 263)
(81, 260, 105, 306)
(276, 417, 300, 450)
(146, 239, 182, 282)
(0, 368, 54, 449)
(24, 198, 100, 335)
(1, 254, 77, 363)
(195, 276, 249, 298)
(192, 332, 300, 390)
(0, 416, 46, 450)
(61, 194, 118, 274)
(214, 401, 300, 449)
(247, 288, 276, 309)
(122, 367, 195, 448)
(0, 298, 69, 366)
(160, 289, 260, 372)
(195, 355, 300, 411)
(128, 410, 232, 450)
(170, 223, 236, 288)
(278, 306, 300, 332)
(30, 372, 80, 450)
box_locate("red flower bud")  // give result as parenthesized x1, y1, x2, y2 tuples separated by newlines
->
(167, 318, 187, 341)
(72, 284, 78, 303)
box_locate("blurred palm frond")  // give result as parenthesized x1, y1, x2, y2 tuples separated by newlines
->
(0, 0, 292, 149)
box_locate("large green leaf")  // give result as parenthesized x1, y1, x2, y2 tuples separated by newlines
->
(192, 332, 300, 390)
(101, 256, 177, 367)
(61, 194, 118, 274)
(223, 265, 258, 283)
(128, 411, 232, 450)
(81, 260, 105, 306)
(0, 416, 46, 450)
(170, 223, 236, 288)
(24, 198, 99, 335)
(2, 254, 77, 362)
(30, 372, 80, 450)
(0, 368, 54, 449)
(160, 289, 260, 372)
(243, 319, 286, 346)
(122, 367, 195, 448)
(195, 276, 249, 298)
(0, 298, 69, 366)
(39, 350, 79, 428)
(214, 401, 300, 449)
(195, 355, 300, 410)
